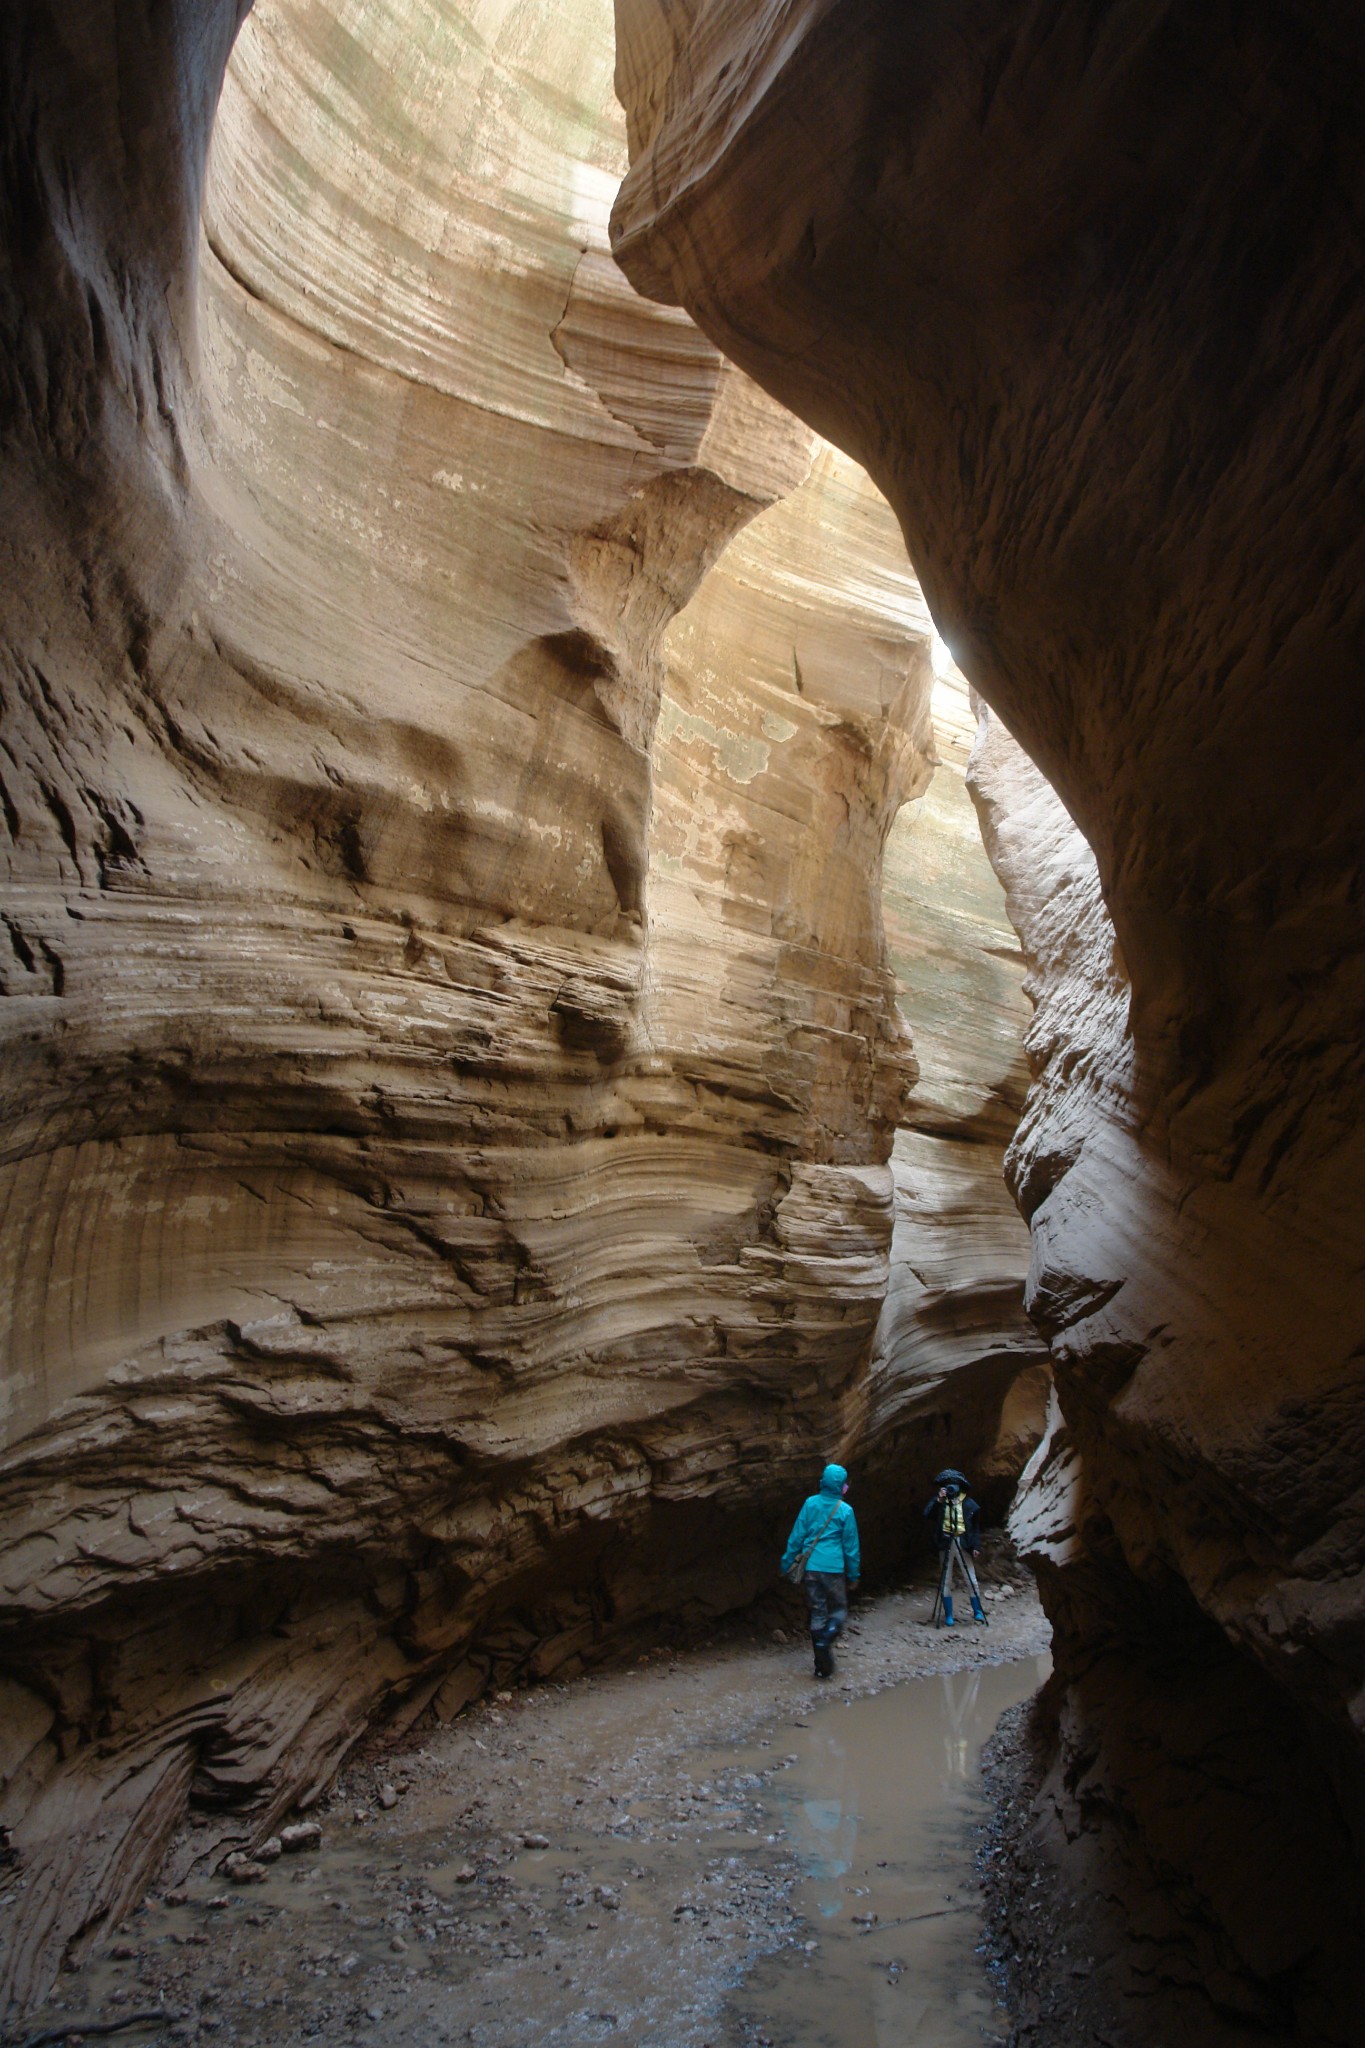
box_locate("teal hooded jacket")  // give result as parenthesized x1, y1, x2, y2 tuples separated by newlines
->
(781, 1464, 860, 1579)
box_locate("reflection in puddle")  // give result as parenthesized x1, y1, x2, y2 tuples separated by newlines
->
(36, 1643, 1049, 2048)
(736, 1655, 1051, 2047)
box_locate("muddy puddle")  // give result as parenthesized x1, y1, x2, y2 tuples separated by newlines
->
(731, 1656, 1052, 2046)
(15, 1574, 1050, 2048)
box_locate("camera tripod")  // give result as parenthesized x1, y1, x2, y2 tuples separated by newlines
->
(928, 1536, 989, 1627)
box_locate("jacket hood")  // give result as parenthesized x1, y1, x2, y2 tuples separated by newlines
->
(820, 1463, 848, 1495)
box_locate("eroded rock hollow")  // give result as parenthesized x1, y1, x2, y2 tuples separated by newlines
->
(612, 2, 1365, 2039)
(0, 0, 1046, 2014)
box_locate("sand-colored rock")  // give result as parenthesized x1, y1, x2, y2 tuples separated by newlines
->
(646, 445, 1048, 1555)
(866, 661, 1047, 1538)
(0, 0, 1041, 2015)
(614, 2, 1365, 2032)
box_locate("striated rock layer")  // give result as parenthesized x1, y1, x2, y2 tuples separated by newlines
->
(0, 0, 1040, 2014)
(613, 2, 1365, 2038)
(648, 450, 1048, 1562)
(874, 663, 1046, 1537)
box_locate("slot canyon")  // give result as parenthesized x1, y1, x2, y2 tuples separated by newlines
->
(0, 1, 1362, 2043)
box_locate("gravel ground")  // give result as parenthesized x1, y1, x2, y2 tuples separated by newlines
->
(12, 1544, 1049, 2048)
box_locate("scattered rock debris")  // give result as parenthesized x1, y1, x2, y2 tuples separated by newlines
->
(15, 1555, 1047, 2048)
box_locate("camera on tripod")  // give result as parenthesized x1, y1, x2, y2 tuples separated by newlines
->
(926, 1470, 987, 1628)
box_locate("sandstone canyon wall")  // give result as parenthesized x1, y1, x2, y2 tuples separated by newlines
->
(612, 1, 1365, 2038)
(649, 455, 1047, 1562)
(0, 0, 1041, 2014)
(874, 662, 1045, 1538)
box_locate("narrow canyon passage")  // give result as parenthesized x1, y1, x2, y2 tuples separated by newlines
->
(0, 0, 1050, 2025)
(3, 1, 1365, 2044)
(14, 1563, 1051, 2048)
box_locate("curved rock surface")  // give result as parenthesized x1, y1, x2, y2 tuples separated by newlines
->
(871, 660, 1047, 1539)
(613, 1, 1365, 2037)
(649, 447, 1048, 1557)
(0, 0, 1041, 2015)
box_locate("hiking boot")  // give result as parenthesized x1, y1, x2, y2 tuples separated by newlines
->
(942, 1595, 955, 1627)
(971, 1597, 987, 1625)
(814, 1641, 834, 1679)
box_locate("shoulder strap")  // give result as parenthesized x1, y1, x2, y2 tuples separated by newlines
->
(798, 1497, 844, 1566)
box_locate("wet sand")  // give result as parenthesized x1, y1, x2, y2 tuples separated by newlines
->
(11, 1560, 1049, 2048)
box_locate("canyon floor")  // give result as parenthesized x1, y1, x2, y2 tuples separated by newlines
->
(9, 1546, 1056, 2048)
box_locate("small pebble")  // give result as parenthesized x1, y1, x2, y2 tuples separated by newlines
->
(280, 1821, 323, 1852)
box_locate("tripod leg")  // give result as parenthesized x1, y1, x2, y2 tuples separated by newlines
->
(929, 1544, 951, 1626)
(963, 1547, 987, 1623)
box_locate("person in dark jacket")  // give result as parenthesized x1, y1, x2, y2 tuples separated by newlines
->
(924, 1471, 986, 1626)
(781, 1462, 861, 1678)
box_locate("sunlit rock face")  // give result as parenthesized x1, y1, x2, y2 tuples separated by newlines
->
(0, 0, 1040, 2014)
(613, 0, 1365, 2034)
(870, 664, 1047, 1542)
(648, 445, 1048, 1558)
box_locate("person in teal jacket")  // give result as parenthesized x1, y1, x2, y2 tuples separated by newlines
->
(780, 1462, 861, 1678)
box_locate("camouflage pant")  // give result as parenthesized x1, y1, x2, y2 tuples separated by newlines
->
(804, 1570, 848, 1647)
